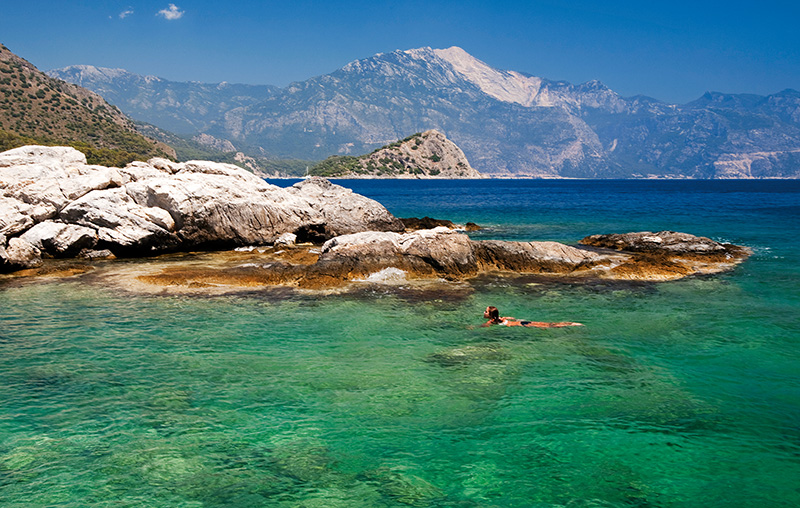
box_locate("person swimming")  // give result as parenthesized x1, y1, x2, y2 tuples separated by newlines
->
(482, 306, 583, 328)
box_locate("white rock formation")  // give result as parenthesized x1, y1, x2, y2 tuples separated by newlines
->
(1, 145, 403, 270)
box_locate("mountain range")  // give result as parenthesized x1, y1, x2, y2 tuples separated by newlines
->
(49, 46, 800, 178)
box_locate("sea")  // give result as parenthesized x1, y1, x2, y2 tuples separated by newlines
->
(1, 179, 798, 507)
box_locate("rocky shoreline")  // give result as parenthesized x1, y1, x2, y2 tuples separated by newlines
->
(1, 146, 750, 289)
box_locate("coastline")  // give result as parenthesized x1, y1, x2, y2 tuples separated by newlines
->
(1, 177, 798, 506)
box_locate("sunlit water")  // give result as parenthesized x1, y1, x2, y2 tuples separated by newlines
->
(1, 180, 798, 507)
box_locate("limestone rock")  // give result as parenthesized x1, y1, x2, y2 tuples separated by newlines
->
(59, 188, 179, 252)
(316, 227, 476, 281)
(275, 232, 297, 246)
(123, 171, 296, 247)
(19, 221, 98, 257)
(3, 237, 42, 269)
(312, 228, 607, 284)
(579, 230, 750, 280)
(0, 145, 404, 270)
(0, 145, 87, 171)
(474, 240, 602, 273)
(580, 231, 732, 255)
(288, 177, 405, 238)
(0, 196, 57, 236)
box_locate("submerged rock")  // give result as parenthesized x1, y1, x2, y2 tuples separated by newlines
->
(427, 345, 512, 367)
(361, 466, 444, 506)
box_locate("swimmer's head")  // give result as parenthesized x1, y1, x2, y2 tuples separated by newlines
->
(484, 306, 499, 320)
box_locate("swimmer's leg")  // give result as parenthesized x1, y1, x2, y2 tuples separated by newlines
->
(522, 321, 584, 328)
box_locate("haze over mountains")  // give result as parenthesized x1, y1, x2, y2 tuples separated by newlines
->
(50, 46, 800, 178)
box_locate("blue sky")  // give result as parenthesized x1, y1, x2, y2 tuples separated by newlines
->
(3, 1, 798, 104)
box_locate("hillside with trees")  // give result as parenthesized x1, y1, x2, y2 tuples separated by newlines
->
(0, 44, 173, 166)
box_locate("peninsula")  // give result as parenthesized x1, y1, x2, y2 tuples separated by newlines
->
(310, 130, 483, 179)
(1, 145, 749, 290)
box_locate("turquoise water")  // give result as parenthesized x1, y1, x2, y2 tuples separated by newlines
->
(1, 180, 799, 507)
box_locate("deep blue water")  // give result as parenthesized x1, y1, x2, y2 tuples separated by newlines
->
(1, 179, 799, 507)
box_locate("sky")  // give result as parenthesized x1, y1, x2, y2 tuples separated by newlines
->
(3, 0, 799, 104)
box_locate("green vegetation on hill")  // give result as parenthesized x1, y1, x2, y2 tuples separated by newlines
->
(311, 133, 429, 177)
(311, 155, 362, 177)
(308, 132, 472, 178)
(0, 43, 172, 166)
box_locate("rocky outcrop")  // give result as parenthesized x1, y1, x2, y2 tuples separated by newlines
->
(579, 231, 750, 280)
(355, 130, 483, 178)
(1, 145, 750, 282)
(579, 231, 742, 256)
(131, 228, 750, 292)
(0, 145, 404, 271)
(304, 228, 748, 285)
(311, 131, 483, 178)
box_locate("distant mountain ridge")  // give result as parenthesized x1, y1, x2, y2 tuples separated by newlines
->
(49, 47, 800, 178)
(48, 65, 276, 136)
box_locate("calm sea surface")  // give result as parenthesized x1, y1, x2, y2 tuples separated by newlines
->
(1, 179, 799, 507)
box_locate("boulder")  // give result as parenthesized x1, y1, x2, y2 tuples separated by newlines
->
(11, 166, 124, 212)
(315, 227, 476, 280)
(274, 232, 297, 246)
(20, 221, 98, 257)
(0, 145, 86, 172)
(59, 188, 179, 253)
(288, 177, 405, 237)
(0, 196, 57, 236)
(311, 228, 608, 284)
(123, 172, 300, 247)
(3, 237, 42, 269)
(474, 240, 602, 273)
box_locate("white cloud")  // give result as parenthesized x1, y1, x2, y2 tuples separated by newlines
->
(157, 4, 184, 20)
(119, 8, 134, 19)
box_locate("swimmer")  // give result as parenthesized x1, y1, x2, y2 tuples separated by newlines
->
(482, 306, 583, 328)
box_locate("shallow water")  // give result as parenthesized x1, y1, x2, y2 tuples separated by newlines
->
(1, 180, 799, 507)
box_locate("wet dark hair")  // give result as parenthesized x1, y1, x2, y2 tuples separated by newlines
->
(486, 306, 499, 320)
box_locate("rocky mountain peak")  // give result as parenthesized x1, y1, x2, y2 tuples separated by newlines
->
(428, 46, 545, 108)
